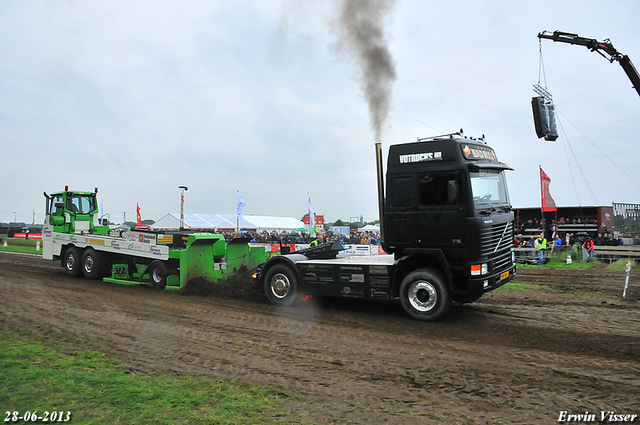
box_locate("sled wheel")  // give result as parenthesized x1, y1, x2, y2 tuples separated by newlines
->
(148, 260, 167, 289)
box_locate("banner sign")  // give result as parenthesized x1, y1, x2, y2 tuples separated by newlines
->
(13, 233, 43, 240)
(303, 214, 324, 225)
(540, 167, 557, 212)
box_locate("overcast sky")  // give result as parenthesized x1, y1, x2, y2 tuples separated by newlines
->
(2, 0, 640, 225)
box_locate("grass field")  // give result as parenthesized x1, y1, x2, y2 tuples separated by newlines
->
(496, 282, 550, 292)
(0, 244, 40, 255)
(0, 331, 290, 425)
(517, 248, 636, 270)
(0, 237, 41, 255)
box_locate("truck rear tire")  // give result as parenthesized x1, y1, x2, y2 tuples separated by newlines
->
(399, 269, 451, 321)
(82, 249, 105, 280)
(64, 247, 82, 278)
(264, 264, 300, 307)
(148, 260, 168, 289)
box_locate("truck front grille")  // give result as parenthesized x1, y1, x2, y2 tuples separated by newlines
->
(492, 249, 513, 271)
(480, 222, 513, 256)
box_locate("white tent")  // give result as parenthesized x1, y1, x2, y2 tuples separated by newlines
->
(238, 215, 305, 232)
(152, 213, 304, 233)
(152, 213, 184, 229)
(357, 224, 380, 232)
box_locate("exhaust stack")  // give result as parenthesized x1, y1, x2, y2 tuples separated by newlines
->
(375, 142, 385, 247)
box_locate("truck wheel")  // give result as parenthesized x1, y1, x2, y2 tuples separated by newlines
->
(399, 269, 451, 321)
(64, 247, 82, 278)
(148, 261, 167, 289)
(264, 264, 300, 307)
(82, 249, 104, 280)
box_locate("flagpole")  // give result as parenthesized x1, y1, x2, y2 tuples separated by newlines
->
(307, 192, 316, 236)
(178, 185, 188, 231)
(236, 190, 246, 235)
(539, 165, 544, 230)
(307, 192, 311, 235)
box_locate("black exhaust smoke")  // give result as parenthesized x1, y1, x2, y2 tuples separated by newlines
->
(334, 0, 397, 143)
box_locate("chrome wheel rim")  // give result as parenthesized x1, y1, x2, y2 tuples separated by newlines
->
(66, 254, 76, 271)
(151, 268, 162, 284)
(408, 281, 437, 312)
(270, 273, 291, 299)
(83, 256, 94, 274)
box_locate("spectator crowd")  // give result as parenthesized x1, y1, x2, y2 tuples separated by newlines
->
(218, 230, 381, 245)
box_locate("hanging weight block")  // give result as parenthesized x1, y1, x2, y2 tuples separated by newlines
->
(531, 97, 558, 141)
(545, 102, 558, 141)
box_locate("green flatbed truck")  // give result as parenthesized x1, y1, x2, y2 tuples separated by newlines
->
(42, 186, 266, 290)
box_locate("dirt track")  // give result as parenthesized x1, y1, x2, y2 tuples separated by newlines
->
(1, 251, 639, 424)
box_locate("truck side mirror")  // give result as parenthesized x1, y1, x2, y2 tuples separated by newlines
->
(447, 180, 458, 204)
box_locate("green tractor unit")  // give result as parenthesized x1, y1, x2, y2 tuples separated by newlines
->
(42, 187, 267, 290)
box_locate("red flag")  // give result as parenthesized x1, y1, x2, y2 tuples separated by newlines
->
(136, 203, 142, 227)
(540, 167, 557, 212)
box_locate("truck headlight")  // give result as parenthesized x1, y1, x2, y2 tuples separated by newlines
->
(471, 263, 488, 276)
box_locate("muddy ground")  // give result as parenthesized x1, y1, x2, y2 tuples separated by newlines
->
(1, 251, 639, 424)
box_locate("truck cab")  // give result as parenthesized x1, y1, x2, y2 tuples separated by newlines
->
(44, 186, 109, 236)
(384, 134, 515, 303)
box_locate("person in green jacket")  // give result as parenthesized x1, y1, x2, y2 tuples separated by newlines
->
(309, 233, 324, 247)
(538, 231, 547, 265)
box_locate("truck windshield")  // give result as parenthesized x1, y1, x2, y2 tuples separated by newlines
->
(67, 194, 96, 214)
(470, 169, 511, 211)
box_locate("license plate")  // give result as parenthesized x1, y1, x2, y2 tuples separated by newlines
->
(500, 271, 510, 280)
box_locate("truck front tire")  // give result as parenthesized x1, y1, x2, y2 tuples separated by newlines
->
(264, 264, 300, 307)
(399, 269, 451, 321)
(64, 247, 82, 278)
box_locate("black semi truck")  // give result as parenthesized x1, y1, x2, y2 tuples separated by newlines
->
(253, 131, 516, 321)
